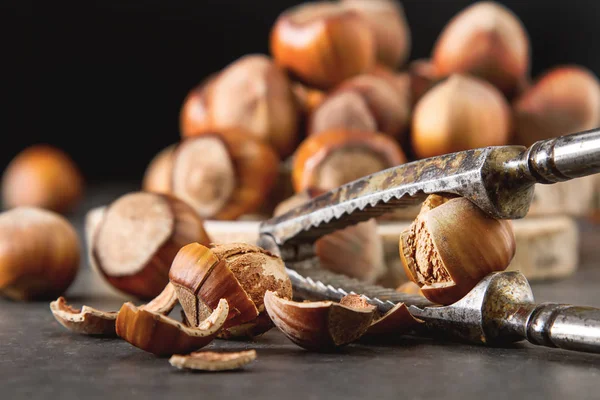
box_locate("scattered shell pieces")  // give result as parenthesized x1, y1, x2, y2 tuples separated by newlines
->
(169, 350, 257, 371)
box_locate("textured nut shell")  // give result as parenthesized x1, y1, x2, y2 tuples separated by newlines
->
(513, 65, 600, 146)
(309, 74, 411, 139)
(92, 192, 210, 300)
(293, 130, 406, 192)
(432, 1, 530, 97)
(411, 74, 511, 159)
(270, 2, 375, 89)
(142, 144, 176, 194)
(2, 145, 84, 213)
(169, 243, 259, 330)
(50, 297, 117, 336)
(172, 130, 279, 220)
(264, 291, 375, 351)
(169, 350, 257, 371)
(0, 207, 80, 301)
(366, 302, 422, 336)
(116, 298, 228, 357)
(400, 197, 516, 305)
(341, 0, 411, 68)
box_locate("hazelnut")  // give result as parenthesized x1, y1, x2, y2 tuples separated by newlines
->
(169, 243, 292, 338)
(264, 292, 375, 351)
(179, 55, 299, 157)
(309, 74, 411, 139)
(2, 145, 84, 213)
(432, 1, 530, 98)
(0, 207, 80, 301)
(171, 131, 279, 220)
(274, 191, 386, 283)
(411, 74, 511, 159)
(404, 59, 439, 106)
(400, 195, 516, 305)
(270, 2, 375, 89)
(291, 82, 326, 116)
(91, 192, 211, 300)
(142, 144, 176, 194)
(341, 0, 411, 68)
(513, 65, 600, 146)
(293, 130, 407, 193)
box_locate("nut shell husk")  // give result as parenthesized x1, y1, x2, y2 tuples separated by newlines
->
(400, 196, 515, 305)
(50, 297, 117, 336)
(116, 298, 229, 357)
(172, 131, 280, 220)
(2, 145, 84, 214)
(293, 130, 406, 192)
(264, 291, 375, 351)
(0, 207, 80, 301)
(432, 1, 530, 97)
(411, 74, 511, 159)
(513, 65, 600, 146)
(366, 302, 422, 336)
(270, 2, 375, 89)
(169, 350, 257, 371)
(92, 192, 210, 300)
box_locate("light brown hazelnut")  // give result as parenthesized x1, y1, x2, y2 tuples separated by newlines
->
(432, 1, 530, 98)
(270, 2, 375, 89)
(411, 74, 511, 159)
(513, 65, 600, 146)
(91, 192, 211, 300)
(179, 55, 299, 157)
(341, 0, 411, 68)
(2, 145, 84, 214)
(400, 195, 516, 305)
(293, 130, 407, 193)
(169, 242, 292, 338)
(264, 291, 375, 351)
(309, 74, 411, 139)
(0, 207, 80, 301)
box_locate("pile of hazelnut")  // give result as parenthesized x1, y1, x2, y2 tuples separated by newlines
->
(0, 0, 599, 370)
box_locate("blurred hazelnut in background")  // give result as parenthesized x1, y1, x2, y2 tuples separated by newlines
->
(2, 145, 84, 214)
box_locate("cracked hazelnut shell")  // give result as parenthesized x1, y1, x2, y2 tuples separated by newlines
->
(270, 2, 375, 89)
(400, 195, 515, 305)
(169, 350, 257, 371)
(2, 145, 84, 214)
(432, 1, 530, 98)
(293, 130, 407, 193)
(91, 192, 210, 300)
(50, 297, 117, 336)
(513, 65, 600, 146)
(0, 207, 80, 301)
(411, 74, 511, 159)
(264, 291, 375, 351)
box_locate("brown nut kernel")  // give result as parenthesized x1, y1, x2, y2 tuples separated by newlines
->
(2, 145, 84, 214)
(0, 207, 80, 301)
(171, 131, 280, 220)
(293, 130, 407, 193)
(50, 297, 117, 337)
(169, 350, 257, 371)
(341, 0, 411, 69)
(309, 74, 411, 139)
(180, 55, 300, 157)
(170, 243, 292, 338)
(411, 74, 511, 159)
(264, 291, 375, 351)
(513, 65, 600, 146)
(270, 2, 375, 89)
(116, 298, 229, 357)
(400, 195, 515, 305)
(432, 1, 530, 98)
(92, 192, 210, 300)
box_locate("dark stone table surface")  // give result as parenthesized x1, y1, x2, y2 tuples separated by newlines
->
(1, 185, 599, 400)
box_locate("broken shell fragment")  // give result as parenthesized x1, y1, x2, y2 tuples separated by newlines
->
(50, 297, 117, 337)
(169, 350, 257, 371)
(366, 303, 422, 336)
(115, 298, 229, 357)
(263, 291, 375, 351)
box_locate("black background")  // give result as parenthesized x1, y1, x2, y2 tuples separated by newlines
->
(3, 0, 600, 183)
